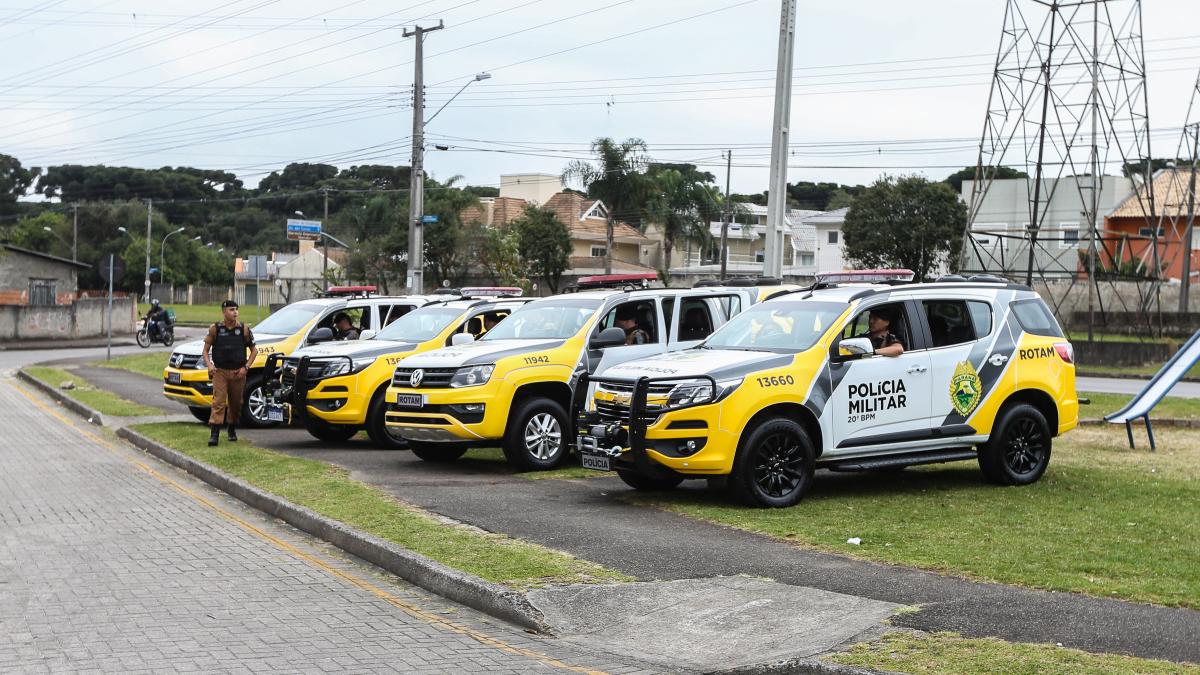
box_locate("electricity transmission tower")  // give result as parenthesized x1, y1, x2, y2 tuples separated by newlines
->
(960, 0, 1165, 336)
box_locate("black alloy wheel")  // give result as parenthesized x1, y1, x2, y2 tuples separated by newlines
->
(730, 418, 815, 508)
(979, 403, 1052, 486)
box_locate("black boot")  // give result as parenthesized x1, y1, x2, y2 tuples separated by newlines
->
(227, 423, 238, 442)
(208, 425, 220, 447)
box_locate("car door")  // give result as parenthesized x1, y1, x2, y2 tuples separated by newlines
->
(919, 296, 997, 431)
(667, 292, 727, 349)
(588, 296, 666, 376)
(826, 300, 933, 455)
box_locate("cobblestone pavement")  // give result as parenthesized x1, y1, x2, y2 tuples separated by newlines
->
(0, 378, 655, 674)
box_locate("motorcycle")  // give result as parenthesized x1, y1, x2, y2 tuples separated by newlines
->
(136, 314, 175, 348)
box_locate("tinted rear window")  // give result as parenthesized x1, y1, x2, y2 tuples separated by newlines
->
(1011, 299, 1063, 337)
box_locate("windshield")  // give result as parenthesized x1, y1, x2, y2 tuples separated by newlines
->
(704, 301, 847, 353)
(375, 306, 462, 342)
(250, 303, 323, 335)
(482, 298, 601, 340)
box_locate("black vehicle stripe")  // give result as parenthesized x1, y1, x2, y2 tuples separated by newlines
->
(708, 354, 794, 381)
(938, 299, 1020, 427)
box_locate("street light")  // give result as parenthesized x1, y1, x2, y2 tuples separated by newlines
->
(42, 226, 70, 252)
(426, 72, 491, 126)
(159, 226, 186, 288)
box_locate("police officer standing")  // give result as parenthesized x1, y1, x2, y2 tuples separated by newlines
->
(202, 300, 257, 446)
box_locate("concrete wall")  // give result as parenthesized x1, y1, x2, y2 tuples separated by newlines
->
(1029, 279, 1200, 333)
(0, 296, 136, 341)
(0, 250, 79, 305)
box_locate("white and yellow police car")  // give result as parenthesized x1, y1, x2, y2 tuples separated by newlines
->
(578, 276, 1080, 507)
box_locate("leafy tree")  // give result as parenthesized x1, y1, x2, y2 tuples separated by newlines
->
(1120, 158, 1190, 182)
(422, 177, 480, 288)
(463, 185, 499, 198)
(563, 137, 652, 273)
(474, 224, 528, 287)
(787, 181, 863, 210)
(843, 175, 967, 281)
(8, 212, 68, 257)
(513, 205, 571, 293)
(645, 167, 720, 274)
(826, 189, 857, 210)
(0, 154, 38, 218)
(943, 165, 1028, 194)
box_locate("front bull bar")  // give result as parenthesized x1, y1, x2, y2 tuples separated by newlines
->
(262, 353, 354, 416)
(577, 374, 717, 457)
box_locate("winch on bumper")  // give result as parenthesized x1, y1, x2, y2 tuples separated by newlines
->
(576, 374, 716, 474)
(263, 353, 357, 425)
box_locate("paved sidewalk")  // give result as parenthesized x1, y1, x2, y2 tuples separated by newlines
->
(0, 378, 657, 674)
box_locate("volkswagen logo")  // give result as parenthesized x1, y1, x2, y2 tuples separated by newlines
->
(171, 354, 183, 367)
(409, 369, 424, 388)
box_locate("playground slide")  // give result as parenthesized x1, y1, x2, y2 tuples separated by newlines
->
(1103, 328, 1200, 449)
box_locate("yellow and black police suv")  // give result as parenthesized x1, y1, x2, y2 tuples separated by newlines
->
(384, 284, 770, 469)
(162, 287, 443, 427)
(577, 275, 1080, 507)
(264, 294, 529, 449)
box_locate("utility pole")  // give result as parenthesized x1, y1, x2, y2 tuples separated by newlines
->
(763, 0, 797, 280)
(321, 188, 330, 291)
(1181, 123, 1199, 313)
(404, 20, 444, 294)
(720, 150, 732, 280)
(144, 199, 153, 303)
(71, 204, 78, 262)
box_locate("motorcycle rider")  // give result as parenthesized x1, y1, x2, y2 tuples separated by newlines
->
(144, 299, 167, 342)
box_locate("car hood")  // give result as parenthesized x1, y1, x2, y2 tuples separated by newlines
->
(291, 339, 419, 360)
(398, 338, 567, 368)
(172, 333, 288, 356)
(596, 348, 797, 382)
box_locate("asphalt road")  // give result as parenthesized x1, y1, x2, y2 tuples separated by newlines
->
(1077, 375, 1200, 398)
(30, 351, 1200, 664)
(0, 375, 651, 674)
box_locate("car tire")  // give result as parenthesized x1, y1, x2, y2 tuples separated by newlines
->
(502, 397, 569, 471)
(409, 442, 468, 463)
(978, 403, 1052, 486)
(239, 374, 278, 429)
(303, 417, 359, 443)
(617, 470, 684, 491)
(366, 389, 408, 450)
(188, 406, 211, 423)
(729, 417, 815, 508)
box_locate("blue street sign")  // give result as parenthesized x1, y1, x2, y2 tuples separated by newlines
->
(286, 218, 322, 241)
(421, 214, 439, 224)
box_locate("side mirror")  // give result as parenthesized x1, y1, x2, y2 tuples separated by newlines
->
(309, 327, 334, 344)
(359, 329, 376, 340)
(590, 326, 627, 349)
(837, 337, 875, 360)
(450, 333, 475, 346)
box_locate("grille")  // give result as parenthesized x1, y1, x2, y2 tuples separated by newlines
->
(392, 367, 457, 389)
(281, 358, 325, 387)
(169, 353, 202, 369)
(593, 382, 674, 423)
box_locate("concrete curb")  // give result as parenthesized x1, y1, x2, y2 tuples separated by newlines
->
(16, 368, 106, 426)
(115, 427, 547, 633)
(1078, 370, 1199, 384)
(1079, 418, 1200, 428)
(710, 657, 892, 675)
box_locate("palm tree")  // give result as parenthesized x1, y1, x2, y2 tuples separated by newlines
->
(563, 138, 651, 274)
(646, 168, 721, 277)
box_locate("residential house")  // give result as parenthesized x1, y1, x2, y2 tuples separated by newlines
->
(0, 244, 89, 305)
(961, 175, 1134, 278)
(663, 203, 825, 282)
(802, 207, 849, 274)
(461, 173, 658, 282)
(276, 241, 342, 302)
(1102, 168, 1199, 282)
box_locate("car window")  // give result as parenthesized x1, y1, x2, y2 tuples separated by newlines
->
(1011, 299, 1063, 337)
(705, 300, 845, 353)
(923, 300, 977, 348)
(677, 299, 715, 341)
(841, 302, 911, 350)
(968, 301, 993, 338)
(381, 304, 414, 326)
(376, 306, 463, 342)
(252, 302, 322, 334)
(598, 300, 659, 346)
(717, 294, 744, 320)
(482, 298, 601, 340)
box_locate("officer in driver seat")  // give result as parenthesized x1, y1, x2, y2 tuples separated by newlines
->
(855, 307, 905, 357)
(615, 305, 650, 345)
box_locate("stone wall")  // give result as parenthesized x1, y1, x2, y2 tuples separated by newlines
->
(0, 297, 136, 341)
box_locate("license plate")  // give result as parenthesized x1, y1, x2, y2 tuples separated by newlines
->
(580, 452, 612, 471)
(395, 393, 424, 408)
(265, 405, 285, 423)
(167, 372, 181, 384)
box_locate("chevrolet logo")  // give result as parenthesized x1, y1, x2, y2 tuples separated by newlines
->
(614, 394, 631, 405)
(410, 369, 424, 388)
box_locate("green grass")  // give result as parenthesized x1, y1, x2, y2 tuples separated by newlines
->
(636, 426, 1200, 608)
(94, 352, 170, 380)
(1065, 330, 1176, 344)
(1080, 391, 1200, 420)
(462, 447, 604, 481)
(827, 631, 1198, 674)
(139, 302, 274, 326)
(132, 422, 627, 588)
(24, 366, 162, 417)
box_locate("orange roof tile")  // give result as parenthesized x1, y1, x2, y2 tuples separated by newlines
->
(1109, 168, 1200, 218)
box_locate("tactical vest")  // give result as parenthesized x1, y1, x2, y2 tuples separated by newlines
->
(211, 322, 249, 369)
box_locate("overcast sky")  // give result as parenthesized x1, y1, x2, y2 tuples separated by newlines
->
(2, 0, 1198, 196)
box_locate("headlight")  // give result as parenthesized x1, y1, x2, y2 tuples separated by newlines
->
(665, 378, 742, 409)
(450, 364, 494, 388)
(321, 357, 376, 377)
